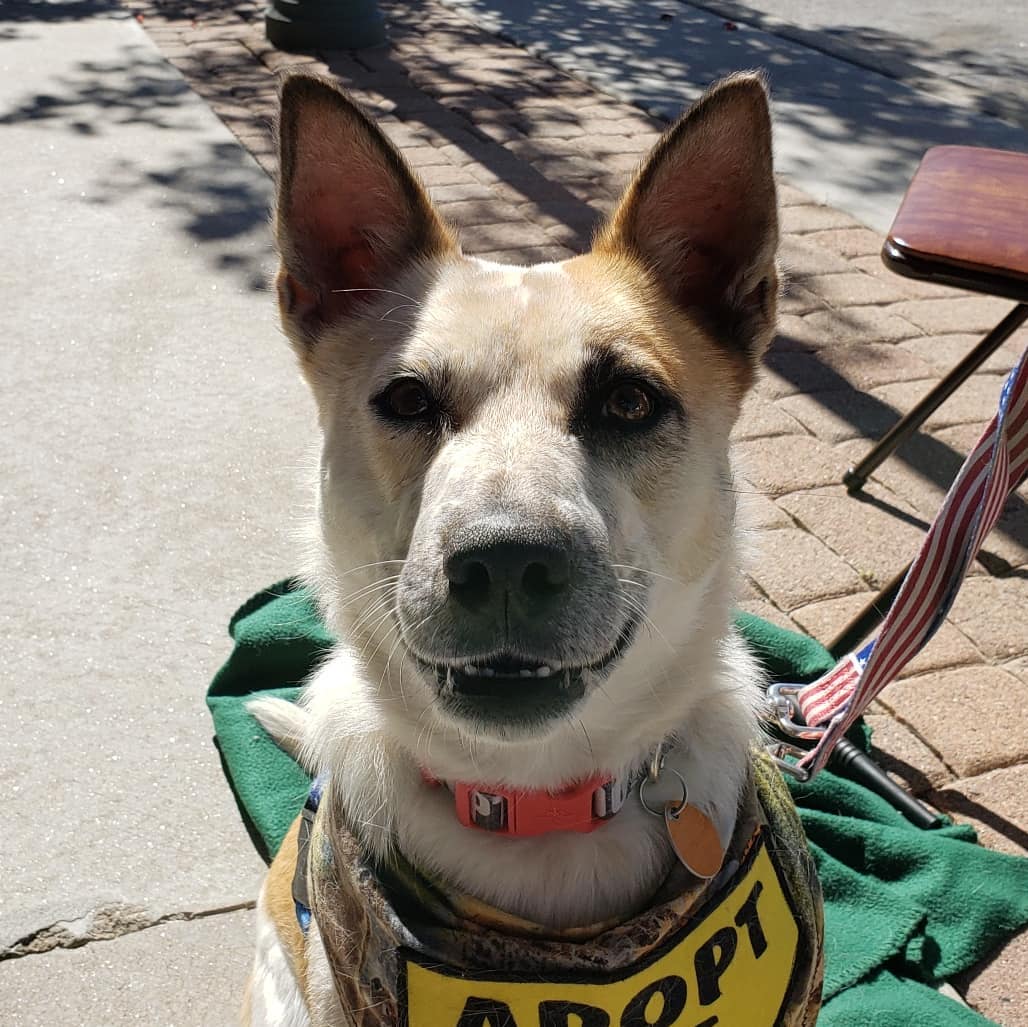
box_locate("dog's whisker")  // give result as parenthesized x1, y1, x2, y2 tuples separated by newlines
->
(381, 614, 432, 709)
(350, 585, 397, 622)
(335, 576, 402, 613)
(573, 717, 595, 761)
(412, 702, 433, 739)
(353, 606, 400, 657)
(379, 302, 420, 321)
(456, 727, 481, 773)
(361, 611, 404, 665)
(414, 705, 441, 765)
(330, 286, 420, 305)
(369, 617, 402, 664)
(355, 792, 391, 835)
(347, 583, 400, 631)
(616, 583, 675, 659)
(346, 579, 400, 602)
(337, 559, 407, 578)
(611, 563, 690, 590)
(382, 634, 409, 709)
(396, 648, 412, 710)
(410, 657, 446, 750)
(353, 596, 400, 641)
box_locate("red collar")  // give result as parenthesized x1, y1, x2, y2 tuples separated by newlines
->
(422, 770, 629, 838)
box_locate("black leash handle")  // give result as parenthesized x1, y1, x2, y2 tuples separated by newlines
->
(829, 738, 943, 830)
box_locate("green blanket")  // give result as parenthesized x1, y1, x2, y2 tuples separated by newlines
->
(208, 580, 1028, 1025)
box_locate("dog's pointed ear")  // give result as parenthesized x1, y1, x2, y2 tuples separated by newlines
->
(274, 75, 456, 341)
(594, 74, 778, 358)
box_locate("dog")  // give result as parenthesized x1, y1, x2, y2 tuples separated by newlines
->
(244, 72, 822, 1027)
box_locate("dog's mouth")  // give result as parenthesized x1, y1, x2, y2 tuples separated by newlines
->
(442, 656, 577, 690)
(412, 614, 640, 732)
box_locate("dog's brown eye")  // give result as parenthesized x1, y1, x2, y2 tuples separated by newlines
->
(382, 379, 431, 419)
(603, 382, 655, 424)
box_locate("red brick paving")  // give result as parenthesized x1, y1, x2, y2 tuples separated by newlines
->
(124, 0, 1028, 1015)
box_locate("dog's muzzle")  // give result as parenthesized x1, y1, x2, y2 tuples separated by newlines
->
(405, 534, 640, 731)
(419, 614, 639, 730)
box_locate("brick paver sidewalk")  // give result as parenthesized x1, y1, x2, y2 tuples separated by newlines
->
(126, 0, 1028, 1014)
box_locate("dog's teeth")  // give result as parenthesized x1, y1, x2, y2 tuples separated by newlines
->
(519, 669, 534, 678)
(536, 665, 552, 677)
(481, 667, 495, 677)
(463, 664, 476, 675)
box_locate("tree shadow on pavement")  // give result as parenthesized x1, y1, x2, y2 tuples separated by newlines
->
(433, 0, 1023, 225)
(677, 0, 1028, 132)
(322, 39, 609, 255)
(1, 0, 125, 32)
(0, 51, 194, 132)
(0, 39, 273, 291)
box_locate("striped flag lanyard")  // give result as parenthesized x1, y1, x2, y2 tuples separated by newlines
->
(767, 344, 1028, 781)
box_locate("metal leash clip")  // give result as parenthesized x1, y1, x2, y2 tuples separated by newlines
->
(763, 683, 825, 782)
(765, 740, 812, 783)
(765, 683, 826, 740)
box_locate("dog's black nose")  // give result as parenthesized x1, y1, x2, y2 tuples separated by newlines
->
(445, 539, 571, 616)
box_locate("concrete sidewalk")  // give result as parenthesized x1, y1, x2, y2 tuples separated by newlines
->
(2, 0, 1026, 1022)
(0, 0, 309, 1020)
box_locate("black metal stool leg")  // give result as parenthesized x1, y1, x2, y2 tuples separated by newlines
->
(844, 303, 1028, 494)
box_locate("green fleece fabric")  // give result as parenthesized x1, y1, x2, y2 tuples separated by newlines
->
(208, 580, 1028, 1025)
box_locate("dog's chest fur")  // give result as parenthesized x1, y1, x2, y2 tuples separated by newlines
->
(299, 601, 763, 929)
(251, 747, 825, 1027)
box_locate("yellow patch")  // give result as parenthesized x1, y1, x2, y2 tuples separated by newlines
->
(400, 831, 799, 1026)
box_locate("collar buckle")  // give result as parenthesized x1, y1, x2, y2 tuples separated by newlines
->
(454, 775, 625, 837)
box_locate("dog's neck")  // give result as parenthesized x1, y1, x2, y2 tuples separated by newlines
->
(420, 766, 633, 838)
(301, 564, 764, 929)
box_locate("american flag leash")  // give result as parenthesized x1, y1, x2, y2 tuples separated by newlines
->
(768, 344, 1028, 779)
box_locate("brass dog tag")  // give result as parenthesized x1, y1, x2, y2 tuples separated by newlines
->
(665, 802, 724, 879)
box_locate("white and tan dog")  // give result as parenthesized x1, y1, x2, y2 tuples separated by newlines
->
(244, 72, 819, 1027)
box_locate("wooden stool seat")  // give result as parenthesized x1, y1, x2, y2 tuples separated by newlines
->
(833, 145, 1028, 657)
(883, 146, 1028, 303)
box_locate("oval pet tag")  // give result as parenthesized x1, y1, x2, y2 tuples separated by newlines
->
(664, 802, 724, 879)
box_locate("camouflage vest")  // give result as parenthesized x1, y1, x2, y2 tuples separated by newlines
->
(301, 752, 823, 1027)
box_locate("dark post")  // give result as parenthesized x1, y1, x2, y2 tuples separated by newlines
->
(266, 0, 387, 52)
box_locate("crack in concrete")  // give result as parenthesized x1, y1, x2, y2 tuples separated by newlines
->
(0, 900, 256, 961)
